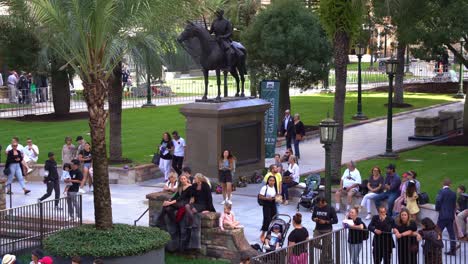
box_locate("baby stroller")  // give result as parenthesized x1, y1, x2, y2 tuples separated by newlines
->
(262, 214, 292, 252)
(297, 174, 321, 212)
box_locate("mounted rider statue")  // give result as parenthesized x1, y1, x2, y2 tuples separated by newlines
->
(209, 9, 241, 69)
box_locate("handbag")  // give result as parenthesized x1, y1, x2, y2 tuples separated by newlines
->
(152, 153, 160, 165)
(257, 186, 268, 206)
(3, 167, 10, 176)
(417, 192, 429, 205)
(295, 134, 303, 141)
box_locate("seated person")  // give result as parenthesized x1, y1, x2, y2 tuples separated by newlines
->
(219, 203, 243, 231)
(274, 154, 284, 174)
(281, 148, 293, 163)
(163, 172, 179, 193)
(334, 161, 361, 212)
(264, 224, 282, 250)
(456, 185, 468, 241)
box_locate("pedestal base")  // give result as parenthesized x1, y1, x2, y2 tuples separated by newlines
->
(453, 93, 465, 99)
(352, 113, 368, 120)
(379, 151, 399, 158)
(141, 103, 156, 108)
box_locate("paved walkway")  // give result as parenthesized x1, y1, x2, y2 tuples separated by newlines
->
(3, 100, 465, 248)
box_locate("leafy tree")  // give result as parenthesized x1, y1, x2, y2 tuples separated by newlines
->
(242, 0, 331, 118)
(319, 0, 365, 179)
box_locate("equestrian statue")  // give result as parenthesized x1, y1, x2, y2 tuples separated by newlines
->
(177, 9, 247, 101)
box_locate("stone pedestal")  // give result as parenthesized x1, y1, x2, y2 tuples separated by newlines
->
(180, 98, 270, 183)
(414, 116, 441, 137)
(0, 178, 6, 210)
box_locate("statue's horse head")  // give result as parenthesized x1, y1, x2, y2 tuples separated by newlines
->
(177, 21, 201, 43)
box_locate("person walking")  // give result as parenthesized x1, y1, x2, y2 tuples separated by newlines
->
(5, 141, 31, 195)
(66, 160, 83, 220)
(360, 166, 384, 220)
(171, 131, 186, 175)
(311, 197, 338, 264)
(259, 176, 278, 243)
(455, 185, 468, 241)
(393, 208, 418, 264)
(38, 152, 62, 209)
(368, 206, 394, 264)
(159, 132, 174, 181)
(78, 142, 93, 193)
(288, 213, 309, 264)
(373, 164, 401, 216)
(344, 207, 365, 264)
(435, 178, 457, 256)
(417, 217, 443, 264)
(280, 109, 294, 150)
(22, 138, 39, 175)
(282, 155, 299, 205)
(218, 149, 235, 205)
(61, 136, 76, 166)
(293, 113, 305, 160)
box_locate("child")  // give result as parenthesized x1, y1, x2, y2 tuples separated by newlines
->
(219, 203, 243, 231)
(264, 224, 282, 250)
(61, 163, 72, 194)
(405, 180, 419, 221)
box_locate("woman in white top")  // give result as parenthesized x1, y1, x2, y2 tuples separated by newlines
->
(163, 172, 179, 193)
(259, 175, 278, 242)
(282, 155, 300, 205)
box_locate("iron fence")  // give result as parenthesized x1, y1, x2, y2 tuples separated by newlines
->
(251, 228, 467, 264)
(0, 195, 82, 255)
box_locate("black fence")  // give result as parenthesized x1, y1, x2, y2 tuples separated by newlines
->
(252, 228, 467, 264)
(0, 195, 82, 255)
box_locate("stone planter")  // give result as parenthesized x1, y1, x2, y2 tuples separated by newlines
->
(52, 247, 165, 264)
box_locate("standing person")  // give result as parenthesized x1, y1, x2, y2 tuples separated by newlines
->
(373, 164, 401, 217)
(259, 176, 278, 242)
(334, 161, 362, 213)
(263, 164, 282, 195)
(281, 155, 299, 205)
(360, 166, 384, 220)
(0, 72, 3, 87)
(393, 208, 418, 264)
(292, 113, 305, 160)
(159, 132, 174, 181)
(7, 70, 18, 103)
(280, 109, 294, 150)
(17, 71, 30, 104)
(368, 206, 394, 264)
(66, 159, 83, 220)
(455, 185, 468, 241)
(171, 131, 186, 175)
(287, 213, 309, 264)
(405, 181, 420, 221)
(122, 65, 130, 90)
(75, 136, 86, 157)
(22, 138, 39, 175)
(435, 178, 457, 256)
(78, 142, 93, 193)
(344, 207, 365, 264)
(418, 217, 443, 264)
(5, 137, 29, 175)
(5, 142, 31, 195)
(218, 149, 235, 205)
(30, 248, 44, 264)
(61, 136, 76, 165)
(311, 197, 338, 264)
(38, 152, 62, 209)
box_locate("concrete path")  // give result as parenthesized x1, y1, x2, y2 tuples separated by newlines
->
(3, 100, 465, 248)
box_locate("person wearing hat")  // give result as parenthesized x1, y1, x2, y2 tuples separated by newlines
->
(38, 152, 62, 210)
(37, 257, 52, 264)
(30, 248, 44, 264)
(264, 223, 282, 250)
(373, 164, 401, 217)
(2, 254, 20, 264)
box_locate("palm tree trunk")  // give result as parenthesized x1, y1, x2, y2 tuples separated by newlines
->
(108, 62, 123, 162)
(330, 30, 349, 180)
(51, 60, 70, 116)
(393, 42, 406, 105)
(83, 80, 113, 230)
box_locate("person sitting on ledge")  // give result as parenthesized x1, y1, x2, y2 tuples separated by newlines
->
(219, 203, 243, 231)
(156, 174, 192, 229)
(334, 161, 361, 213)
(163, 172, 179, 193)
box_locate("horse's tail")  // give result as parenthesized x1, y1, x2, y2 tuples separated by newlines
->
(238, 48, 247, 75)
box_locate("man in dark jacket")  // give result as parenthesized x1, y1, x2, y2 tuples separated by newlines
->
(373, 164, 401, 216)
(38, 152, 61, 209)
(436, 178, 457, 255)
(368, 206, 394, 264)
(312, 197, 338, 264)
(280, 109, 295, 150)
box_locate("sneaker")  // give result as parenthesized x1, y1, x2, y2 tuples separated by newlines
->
(6, 190, 12, 195)
(27, 168, 33, 174)
(264, 244, 271, 250)
(284, 200, 289, 205)
(227, 199, 232, 205)
(24, 189, 31, 195)
(78, 188, 86, 194)
(366, 214, 372, 220)
(220, 200, 226, 205)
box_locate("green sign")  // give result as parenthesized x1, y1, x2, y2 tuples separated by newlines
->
(260, 80, 280, 158)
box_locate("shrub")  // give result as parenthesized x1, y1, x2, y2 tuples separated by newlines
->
(44, 224, 170, 258)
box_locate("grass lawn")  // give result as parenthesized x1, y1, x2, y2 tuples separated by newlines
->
(0, 103, 20, 109)
(345, 145, 468, 202)
(0, 92, 454, 165)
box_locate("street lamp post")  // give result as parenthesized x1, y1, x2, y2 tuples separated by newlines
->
(380, 58, 399, 158)
(319, 117, 338, 204)
(142, 60, 156, 108)
(454, 37, 465, 99)
(353, 44, 368, 120)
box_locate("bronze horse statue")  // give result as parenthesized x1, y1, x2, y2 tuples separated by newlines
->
(177, 22, 247, 101)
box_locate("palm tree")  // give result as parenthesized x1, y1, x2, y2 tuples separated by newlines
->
(319, 0, 365, 179)
(24, 0, 200, 230)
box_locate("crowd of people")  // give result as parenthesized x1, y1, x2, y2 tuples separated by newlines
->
(1, 251, 103, 264)
(4, 70, 49, 105)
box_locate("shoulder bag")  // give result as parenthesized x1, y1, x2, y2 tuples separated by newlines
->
(257, 186, 268, 206)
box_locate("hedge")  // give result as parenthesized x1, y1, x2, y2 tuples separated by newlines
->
(44, 224, 170, 258)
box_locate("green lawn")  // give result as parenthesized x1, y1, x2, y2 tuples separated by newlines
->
(0, 92, 454, 165)
(0, 103, 20, 109)
(345, 145, 468, 202)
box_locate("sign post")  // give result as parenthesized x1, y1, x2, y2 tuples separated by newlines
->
(260, 80, 280, 158)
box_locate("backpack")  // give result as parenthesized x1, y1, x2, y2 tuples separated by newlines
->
(361, 221, 369, 241)
(417, 192, 429, 205)
(215, 184, 223, 194)
(359, 180, 369, 196)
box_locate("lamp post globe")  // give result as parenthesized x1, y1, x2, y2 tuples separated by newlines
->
(353, 44, 368, 120)
(319, 116, 338, 204)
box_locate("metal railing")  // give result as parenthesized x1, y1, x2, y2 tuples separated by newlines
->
(134, 208, 149, 226)
(252, 227, 467, 264)
(0, 195, 83, 255)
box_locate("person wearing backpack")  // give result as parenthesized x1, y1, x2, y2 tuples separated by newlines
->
(343, 207, 365, 264)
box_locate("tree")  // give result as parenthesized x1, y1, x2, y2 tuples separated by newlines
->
(319, 0, 365, 179)
(242, 0, 331, 119)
